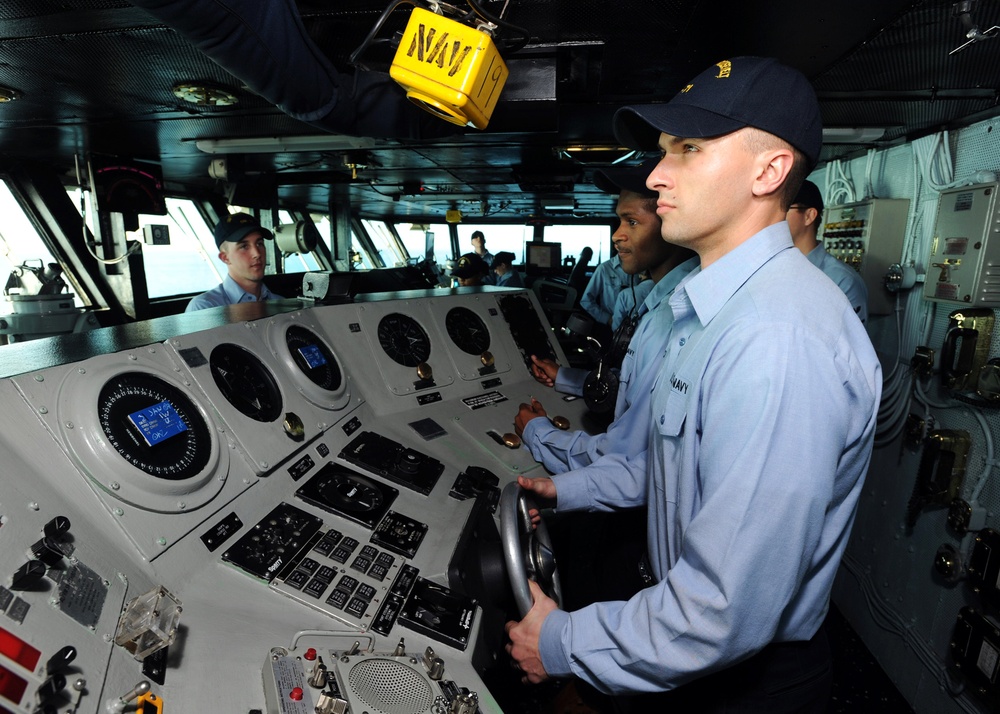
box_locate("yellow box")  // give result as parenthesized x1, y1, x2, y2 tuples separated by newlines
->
(390, 7, 508, 130)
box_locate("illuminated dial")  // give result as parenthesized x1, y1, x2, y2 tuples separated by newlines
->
(209, 343, 282, 422)
(98, 372, 211, 480)
(445, 307, 490, 355)
(378, 313, 431, 367)
(284, 325, 342, 391)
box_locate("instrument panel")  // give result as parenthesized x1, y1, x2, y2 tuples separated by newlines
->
(0, 288, 587, 714)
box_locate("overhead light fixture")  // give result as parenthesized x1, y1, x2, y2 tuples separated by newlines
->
(172, 82, 239, 106)
(193, 135, 378, 154)
(541, 195, 576, 211)
(558, 145, 637, 165)
(821, 127, 887, 143)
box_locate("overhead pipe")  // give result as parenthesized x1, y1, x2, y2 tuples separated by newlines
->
(130, 0, 455, 140)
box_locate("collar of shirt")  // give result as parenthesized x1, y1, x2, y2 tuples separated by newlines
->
(676, 222, 794, 328)
(641, 256, 700, 318)
(222, 274, 273, 304)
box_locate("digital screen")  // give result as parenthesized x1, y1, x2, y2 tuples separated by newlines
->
(526, 242, 561, 270)
(127, 400, 189, 447)
(297, 344, 327, 369)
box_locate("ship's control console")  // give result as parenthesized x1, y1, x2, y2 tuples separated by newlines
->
(0, 288, 590, 713)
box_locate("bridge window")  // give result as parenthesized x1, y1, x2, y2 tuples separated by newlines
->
(0, 180, 77, 305)
(136, 198, 224, 298)
(542, 224, 613, 267)
(360, 219, 407, 268)
(455, 225, 534, 263)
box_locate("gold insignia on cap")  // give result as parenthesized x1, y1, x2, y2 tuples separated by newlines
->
(716, 60, 732, 78)
(680, 84, 693, 93)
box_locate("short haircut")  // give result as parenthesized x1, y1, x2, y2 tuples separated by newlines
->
(741, 127, 809, 210)
(618, 189, 658, 215)
(471, 230, 485, 241)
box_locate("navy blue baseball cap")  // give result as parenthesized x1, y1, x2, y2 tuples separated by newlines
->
(452, 252, 489, 278)
(791, 179, 824, 212)
(613, 57, 822, 168)
(593, 158, 659, 198)
(214, 212, 273, 248)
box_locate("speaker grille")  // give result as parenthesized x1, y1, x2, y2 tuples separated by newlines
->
(348, 658, 434, 714)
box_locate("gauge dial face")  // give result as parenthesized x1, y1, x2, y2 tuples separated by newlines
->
(209, 343, 283, 422)
(98, 372, 211, 480)
(284, 325, 342, 391)
(377, 313, 431, 367)
(445, 307, 490, 355)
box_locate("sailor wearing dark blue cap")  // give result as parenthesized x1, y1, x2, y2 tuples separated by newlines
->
(507, 57, 881, 713)
(516, 158, 696, 474)
(186, 212, 284, 312)
(788, 179, 869, 323)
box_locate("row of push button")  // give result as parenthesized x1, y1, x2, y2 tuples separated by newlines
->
(282, 529, 399, 619)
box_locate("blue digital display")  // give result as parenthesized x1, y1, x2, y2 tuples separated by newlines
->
(127, 400, 188, 447)
(297, 344, 327, 369)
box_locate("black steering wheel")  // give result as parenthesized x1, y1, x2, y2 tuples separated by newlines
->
(499, 482, 563, 617)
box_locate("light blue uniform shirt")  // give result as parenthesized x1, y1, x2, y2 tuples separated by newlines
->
(580, 255, 628, 324)
(495, 269, 524, 288)
(523, 258, 698, 474)
(807, 243, 868, 323)
(186, 274, 283, 312)
(539, 223, 881, 694)
(611, 277, 654, 332)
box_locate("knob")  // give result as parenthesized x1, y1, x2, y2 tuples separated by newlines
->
(934, 543, 964, 583)
(398, 450, 422, 474)
(11, 560, 46, 590)
(46, 645, 77, 675)
(480, 351, 494, 367)
(501, 433, 522, 449)
(551, 415, 570, 430)
(31, 537, 65, 567)
(307, 657, 327, 689)
(416, 362, 433, 380)
(282, 412, 305, 441)
(449, 692, 478, 714)
(428, 657, 445, 680)
(44, 516, 71, 539)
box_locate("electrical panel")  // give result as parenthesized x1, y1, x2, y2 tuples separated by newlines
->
(820, 198, 910, 316)
(924, 182, 1000, 306)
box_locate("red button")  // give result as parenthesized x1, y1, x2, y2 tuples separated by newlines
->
(303, 647, 317, 661)
(289, 687, 303, 701)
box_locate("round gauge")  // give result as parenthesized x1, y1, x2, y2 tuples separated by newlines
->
(97, 372, 212, 480)
(378, 313, 431, 367)
(209, 343, 283, 422)
(445, 307, 491, 355)
(284, 325, 342, 391)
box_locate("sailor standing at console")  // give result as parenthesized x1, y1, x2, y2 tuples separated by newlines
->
(186, 213, 284, 312)
(515, 159, 696, 474)
(506, 56, 881, 711)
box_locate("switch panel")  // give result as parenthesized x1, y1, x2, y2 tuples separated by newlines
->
(924, 182, 1000, 306)
(820, 198, 910, 315)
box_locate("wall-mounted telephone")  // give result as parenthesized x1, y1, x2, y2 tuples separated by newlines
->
(941, 308, 995, 391)
(906, 429, 970, 527)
